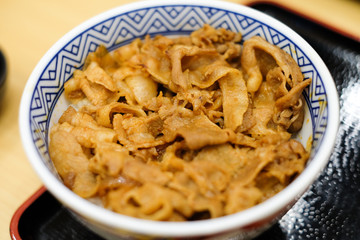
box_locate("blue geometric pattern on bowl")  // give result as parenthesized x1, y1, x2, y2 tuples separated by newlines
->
(29, 5, 327, 166)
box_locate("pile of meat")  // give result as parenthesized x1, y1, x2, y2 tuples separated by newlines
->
(49, 25, 311, 221)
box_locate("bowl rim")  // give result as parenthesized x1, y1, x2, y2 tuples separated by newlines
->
(19, 0, 340, 237)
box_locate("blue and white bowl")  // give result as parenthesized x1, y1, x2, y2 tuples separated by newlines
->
(19, 0, 339, 239)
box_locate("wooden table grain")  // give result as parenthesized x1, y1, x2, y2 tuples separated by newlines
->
(0, 0, 359, 239)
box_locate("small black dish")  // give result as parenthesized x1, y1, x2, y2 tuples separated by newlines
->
(0, 49, 7, 103)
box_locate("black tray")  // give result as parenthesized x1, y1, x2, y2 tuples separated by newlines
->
(10, 3, 360, 240)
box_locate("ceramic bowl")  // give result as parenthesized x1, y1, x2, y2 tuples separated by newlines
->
(19, 0, 339, 239)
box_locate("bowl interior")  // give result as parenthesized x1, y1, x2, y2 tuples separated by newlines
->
(29, 3, 327, 170)
(21, 1, 335, 237)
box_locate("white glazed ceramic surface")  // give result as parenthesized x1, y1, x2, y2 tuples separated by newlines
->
(19, 0, 339, 239)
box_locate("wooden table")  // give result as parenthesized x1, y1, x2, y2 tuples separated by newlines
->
(0, 0, 359, 239)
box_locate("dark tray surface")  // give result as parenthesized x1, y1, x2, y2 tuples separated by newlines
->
(11, 3, 360, 240)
